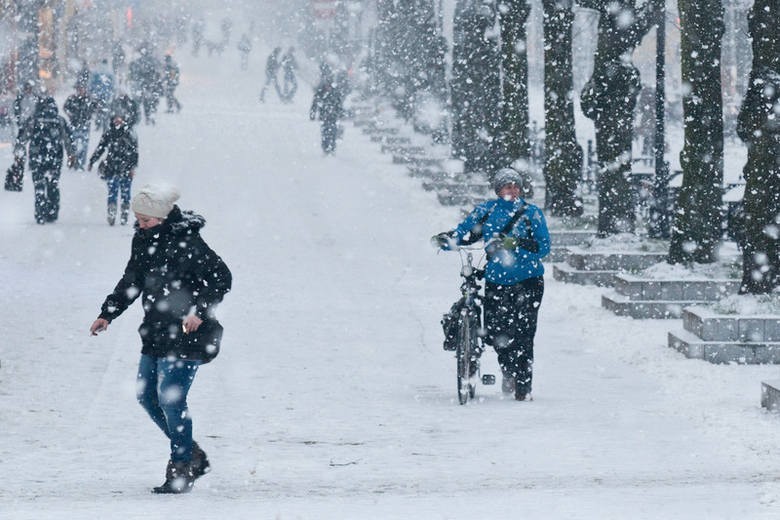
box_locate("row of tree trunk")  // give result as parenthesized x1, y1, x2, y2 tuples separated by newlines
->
(367, 0, 778, 294)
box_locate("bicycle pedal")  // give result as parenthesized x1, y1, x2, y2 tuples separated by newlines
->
(481, 374, 496, 385)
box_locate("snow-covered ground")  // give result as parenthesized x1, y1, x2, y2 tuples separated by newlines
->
(2, 38, 780, 520)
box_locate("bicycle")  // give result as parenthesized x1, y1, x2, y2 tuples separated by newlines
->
(441, 247, 495, 404)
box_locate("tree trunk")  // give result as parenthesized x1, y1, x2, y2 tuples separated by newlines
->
(542, 0, 583, 217)
(451, 1, 502, 174)
(735, 0, 780, 294)
(579, 0, 661, 236)
(668, 0, 725, 264)
(499, 0, 531, 165)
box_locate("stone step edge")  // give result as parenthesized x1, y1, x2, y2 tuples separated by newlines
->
(601, 291, 708, 319)
(668, 329, 780, 364)
(761, 380, 780, 411)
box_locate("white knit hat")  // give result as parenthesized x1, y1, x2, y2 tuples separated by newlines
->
(130, 183, 180, 218)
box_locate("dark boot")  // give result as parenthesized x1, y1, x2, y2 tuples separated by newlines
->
(152, 460, 194, 494)
(191, 441, 211, 479)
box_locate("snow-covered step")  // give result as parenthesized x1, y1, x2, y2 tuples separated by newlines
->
(552, 262, 616, 287)
(601, 291, 692, 319)
(668, 328, 780, 364)
(566, 247, 668, 272)
(601, 275, 741, 319)
(682, 306, 780, 343)
(761, 380, 780, 411)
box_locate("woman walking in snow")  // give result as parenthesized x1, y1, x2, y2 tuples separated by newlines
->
(89, 184, 232, 493)
(88, 112, 138, 225)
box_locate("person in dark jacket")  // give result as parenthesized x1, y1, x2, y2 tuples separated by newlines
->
(162, 54, 181, 113)
(309, 64, 345, 154)
(433, 167, 550, 401)
(17, 97, 75, 223)
(111, 92, 140, 128)
(279, 47, 297, 102)
(258, 47, 281, 102)
(64, 84, 96, 170)
(89, 183, 232, 494)
(88, 113, 139, 225)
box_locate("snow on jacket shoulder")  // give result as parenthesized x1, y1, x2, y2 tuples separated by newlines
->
(453, 198, 551, 285)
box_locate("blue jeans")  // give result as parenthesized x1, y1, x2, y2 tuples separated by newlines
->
(136, 355, 201, 463)
(106, 175, 132, 208)
(71, 126, 89, 169)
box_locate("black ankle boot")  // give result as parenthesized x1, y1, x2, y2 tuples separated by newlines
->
(152, 460, 194, 494)
(191, 441, 211, 479)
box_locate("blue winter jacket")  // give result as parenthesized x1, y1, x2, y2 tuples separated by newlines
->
(451, 198, 551, 285)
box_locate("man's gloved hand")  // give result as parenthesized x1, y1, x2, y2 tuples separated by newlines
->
(431, 231, 455, 249)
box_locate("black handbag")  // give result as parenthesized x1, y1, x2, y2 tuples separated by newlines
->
(183, 319, 223, 364)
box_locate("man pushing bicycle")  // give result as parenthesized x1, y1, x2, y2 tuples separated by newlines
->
(433, 167, 551, 401)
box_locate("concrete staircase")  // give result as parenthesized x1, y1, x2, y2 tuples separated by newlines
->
(602, 275, 741, 319)
(669, 306, 780, 364)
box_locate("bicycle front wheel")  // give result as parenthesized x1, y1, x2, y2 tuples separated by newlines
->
(456, 312, 477, 405)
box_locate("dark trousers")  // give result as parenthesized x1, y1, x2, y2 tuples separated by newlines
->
(484, 276, 544, 395)
(321, 117, 338, 154)
(31, 167, 61, 223)
(136, 355, 201, 463)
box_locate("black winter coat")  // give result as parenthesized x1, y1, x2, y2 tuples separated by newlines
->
(64, 94, 95, 128)
(310, 80, 344, 122)
(98, 206, 232, 360)
(89, 122, 138, 177)
(19, 102, 74, 171)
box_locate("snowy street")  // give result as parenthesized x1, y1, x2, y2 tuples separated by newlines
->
(2, 43, 780, 520)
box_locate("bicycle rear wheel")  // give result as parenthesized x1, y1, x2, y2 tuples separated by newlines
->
(456, 312, 477, 405)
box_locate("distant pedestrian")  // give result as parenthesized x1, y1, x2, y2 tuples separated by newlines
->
(162, 55, 182, 113)
(128, 45, 162, 125)
(237, 33, 252, 71)
(309, 64, 345, 155)
(111, 92, 140, 128)
(259, 47, 281, 102)
(89, 59, 115, 131)
(88, 112, 138, 225)
(5, 80, 40, 191)
(64, 83, 96, 170)
(16, 97, 75, 223)
(279, 47, 297, 103)
(89, 183, 232, 494)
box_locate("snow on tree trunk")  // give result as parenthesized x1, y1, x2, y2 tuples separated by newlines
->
(542, 0, 583, 217)
(736, 0, 780, 294)
(668, 0, 725, 265)
(498, 0, 532, 165)
(451, 1, 502, 174)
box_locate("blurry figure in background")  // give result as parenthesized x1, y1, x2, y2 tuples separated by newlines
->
(88, 112, 138, 226)
(192, 19, 205, 57)
(16, 97, 75, 223)
(258, 47, 281, 103)
(112, 91, 140, 128)
(5, 80, 40, 190)
(279, 47, 297, 103)
(13, 80, 39, 130)
(112, 41, 126, 84)
(75, 61, 91, 90)
(89, 59, 116, 131)
(129, 45, 163, 125)
(163, 55, 182, 113)
(237, 33, 252, 71)
(64, 83, 96, 170)
(309, 63, 345, 155)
